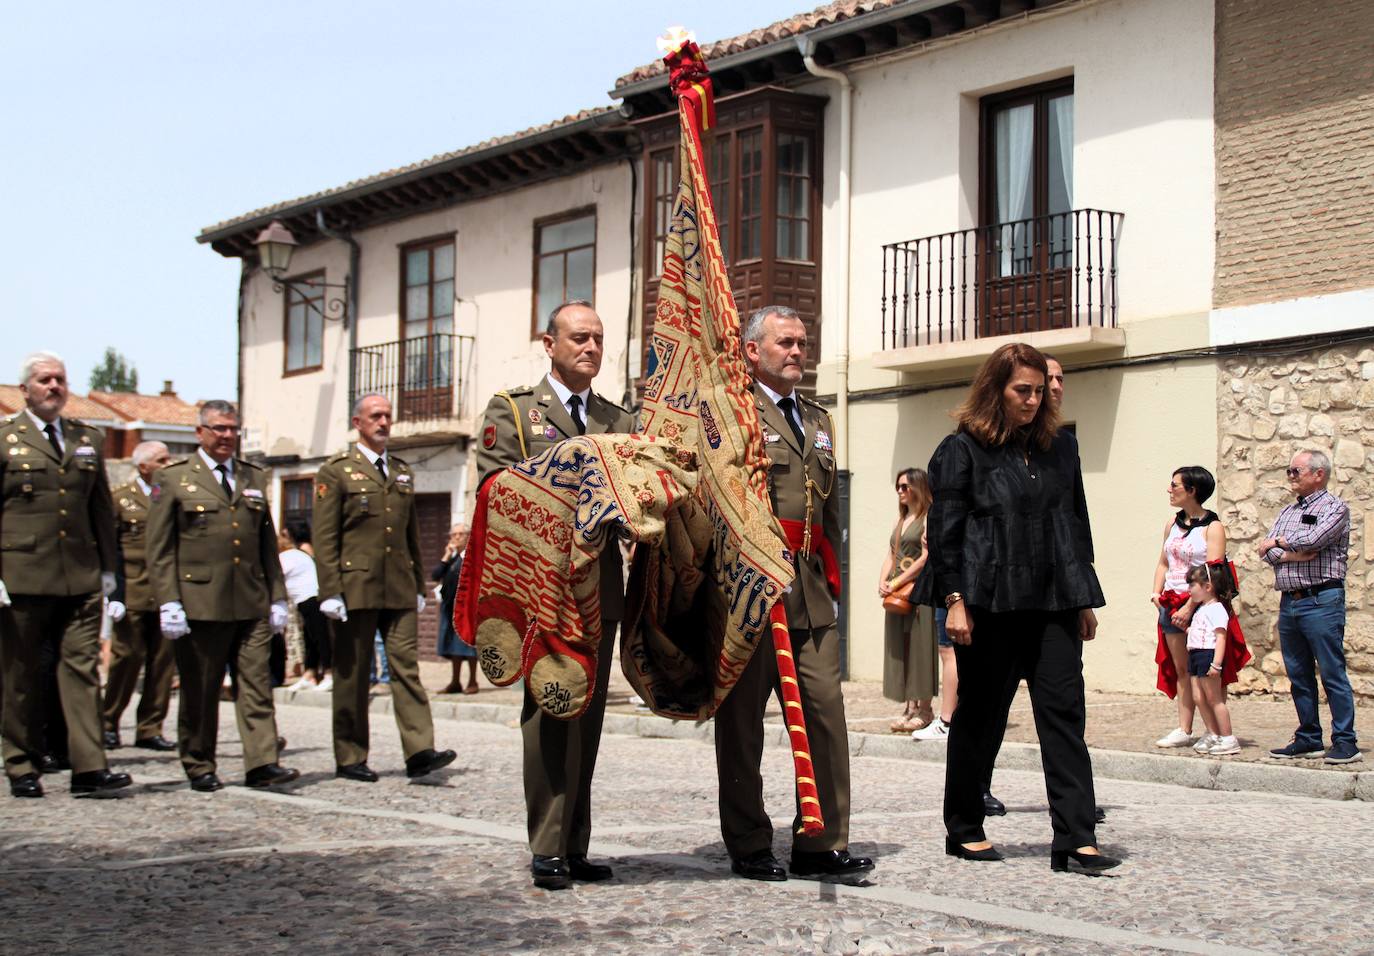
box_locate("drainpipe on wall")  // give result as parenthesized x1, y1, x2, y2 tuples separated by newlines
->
(236, 258, 250, 423)
(797, 36, 852, 474)
(315, 209, 361, 415)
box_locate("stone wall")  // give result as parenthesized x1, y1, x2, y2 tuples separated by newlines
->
(1218, 343, 1374, 696)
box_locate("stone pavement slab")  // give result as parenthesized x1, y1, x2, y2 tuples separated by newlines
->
(4, 698, 1371, 954)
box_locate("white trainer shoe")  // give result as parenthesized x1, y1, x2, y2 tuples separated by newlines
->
(314, 676, 334, 692)
(1155, 727, 1197, 748)
(286, 677, 316, 692)
(912, 718, 950, 742)
(1193, 733, 1218, 753)
(1208, 735, 1241, 756)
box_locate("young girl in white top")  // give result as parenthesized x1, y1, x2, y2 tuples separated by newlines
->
(1184, 562, 1239, 755)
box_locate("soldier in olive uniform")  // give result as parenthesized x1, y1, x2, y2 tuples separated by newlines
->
(102, 440, 177, 751)
(146, 400, 298, 792)
(714, 306, 874, 883)
(313, 393, 455, 782)
(475, 300, 636, 890)
(0, 351, 131, 798)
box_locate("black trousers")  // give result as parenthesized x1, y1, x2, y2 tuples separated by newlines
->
(943, 608, 1096, 852)
(298, 597, 331, 673)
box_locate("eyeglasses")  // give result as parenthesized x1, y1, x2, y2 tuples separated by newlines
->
(896, 484, 911, 491)
(1285, 467, 1307, 478)
(201, 424, 241, 435)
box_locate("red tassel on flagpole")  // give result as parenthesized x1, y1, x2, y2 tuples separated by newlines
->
(770, 601, 825, 836)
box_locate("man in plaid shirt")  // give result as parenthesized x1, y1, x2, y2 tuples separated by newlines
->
(1257, 448, 1359, 764)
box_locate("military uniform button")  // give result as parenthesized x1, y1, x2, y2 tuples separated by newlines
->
(58, 530, 67, 538)
(345, 560, 352, 567)
(385, 526, 392, 533)
(385, 546, 392, 553)
(58, 467, 65, 474)
(58, 488, 65, 495)
(233, 557, 240, 565)
(231, 521, 239, 529)
(59, 508, 67, 516)
(232, 539, 240, 546)
(184, 573, 192, 580)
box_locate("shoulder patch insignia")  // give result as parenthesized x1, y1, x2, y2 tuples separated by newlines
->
(483, 424, 497, 449)
(316, 482, 329, 500)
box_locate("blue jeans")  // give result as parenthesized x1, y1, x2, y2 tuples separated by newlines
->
(370, 630, 391, 684)
(1278, 587, 1355, 747)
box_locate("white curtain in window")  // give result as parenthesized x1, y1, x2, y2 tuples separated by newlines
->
(995, 104, 1034, 274)
(1050, 95, 1073, 210)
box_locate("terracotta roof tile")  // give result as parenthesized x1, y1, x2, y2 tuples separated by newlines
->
(0, 387, 197, 427)
(88, 391, 200, 427)
(199, 107, 619, 237)
(614, 0, 900, 88)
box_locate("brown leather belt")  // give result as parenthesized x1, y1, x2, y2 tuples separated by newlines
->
(1284, 580, 1342, 600)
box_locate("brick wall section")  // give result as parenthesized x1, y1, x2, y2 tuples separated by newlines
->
(1216, 343, 1374, 697)
(1214, 0, 1374, 307)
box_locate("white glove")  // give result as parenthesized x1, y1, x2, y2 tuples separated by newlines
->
(0, 579, 10, 608)
(270, 600, 288, 634)
(160, 601, 190, 640)
(107, 600, 127, 622)
(416, 593, 427, 613)
(320, 595, 348, 622)
(432, 584, 443, 603)
(101, 571, 118, 596)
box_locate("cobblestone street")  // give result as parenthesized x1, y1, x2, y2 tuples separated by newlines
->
(4, 696, 1373, 955)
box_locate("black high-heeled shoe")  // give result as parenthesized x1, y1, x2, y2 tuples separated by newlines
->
(1050, 848, 1121, 873)
(945, 837, 1004, 862)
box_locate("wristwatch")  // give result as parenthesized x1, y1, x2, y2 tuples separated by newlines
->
(944, 592, 964, 609)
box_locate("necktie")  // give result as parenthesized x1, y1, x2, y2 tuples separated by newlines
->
(215, 463, 233, 498)
(44, 423, 63, 458)
(569, 395, 586, 436)
(778, 396, 804, 448)
(376, 457, 387, 481)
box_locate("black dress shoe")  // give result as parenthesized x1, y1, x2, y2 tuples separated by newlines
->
(336, 763, 380, 783)
(567, 854, 613, 882)
(944, 837, 1005, 862)
(405, 748, 457, 778)
(1051, 847, 1122, 874)
(531, 855, 572, 890)
(244, 764, 301, 789)
(276, 736, 288, 751)
(730, 849, 787, 882)
(103, 731, 122, 750)
(134, 735, 177, 752)
(1095, 806, 1107, 824)
(789, 849, 876, 879)
(10, 773, 43, 798)
(190, 773, 223, 792)
(983, 791, 1007, 816)
(70, 769, 133, 796)
(38, 754, 70, 774)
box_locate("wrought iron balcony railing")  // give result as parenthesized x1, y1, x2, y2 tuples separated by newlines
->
(880, 208, 1123, 350)
(350, 333, 475, 423)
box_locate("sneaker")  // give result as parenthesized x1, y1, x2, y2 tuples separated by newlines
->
(1192, 733, 1218, 753)
(1269, 739, 1325, 759)
(1324, 741, 1363, 764)
(912, 718, 950, 741)
(1156, 727, 1197, 748)
(314, 676, 334, 692)
(285, 677, 316, 692)
(1208, 736, 1241, 756)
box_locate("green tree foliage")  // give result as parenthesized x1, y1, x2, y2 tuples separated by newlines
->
(89, 347, 139, 393)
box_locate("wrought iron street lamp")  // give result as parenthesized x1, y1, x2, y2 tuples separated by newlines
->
(254, 219, 348, 320)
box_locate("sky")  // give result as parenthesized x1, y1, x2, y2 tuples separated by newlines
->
(0, 0, 814, 401)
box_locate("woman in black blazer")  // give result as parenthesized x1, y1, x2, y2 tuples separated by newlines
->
(928, 343, 1119, 874)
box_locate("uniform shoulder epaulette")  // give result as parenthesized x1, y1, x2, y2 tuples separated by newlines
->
(236, 457, 266, 472)
(0, 415, 15, 426)
(501, 385, 535, 397)
(798, 394, 830, 412)
(327, 448, 351, 462)
(388, 452, 410, 468)
(593, 392, 631, 415)
(162, 456, 190, 469)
